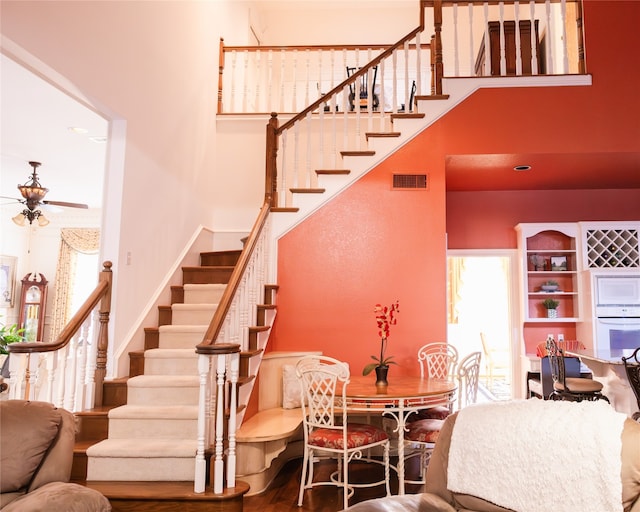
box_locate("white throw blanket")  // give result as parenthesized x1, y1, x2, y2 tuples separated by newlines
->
(447, 399, 626, 512)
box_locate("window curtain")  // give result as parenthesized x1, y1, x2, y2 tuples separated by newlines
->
(50, 228, 100, 340)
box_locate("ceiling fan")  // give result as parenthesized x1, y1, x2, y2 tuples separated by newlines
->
(3, 161, 88, 226)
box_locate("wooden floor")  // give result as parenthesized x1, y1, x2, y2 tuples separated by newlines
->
(242, 457, 425, 512)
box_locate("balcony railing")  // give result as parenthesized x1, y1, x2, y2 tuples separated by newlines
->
(219, 0, 584, 116)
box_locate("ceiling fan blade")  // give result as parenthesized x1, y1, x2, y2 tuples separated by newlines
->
(0, 195, 21, 202)
(43, 200, 89, 209)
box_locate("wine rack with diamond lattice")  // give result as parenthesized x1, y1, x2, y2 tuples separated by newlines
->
(585, 229, 639, 268)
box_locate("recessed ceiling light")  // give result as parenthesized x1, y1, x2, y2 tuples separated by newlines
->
(514, 165, 531, 171)
(88, 136, 108, 144)
(68, 126, 89, 134)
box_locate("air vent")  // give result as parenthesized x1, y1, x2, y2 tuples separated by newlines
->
(392, 173, 428, 190)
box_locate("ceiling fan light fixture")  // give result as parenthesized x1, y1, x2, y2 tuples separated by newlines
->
(11, 213, 26, 226)
(18, 162, 49, 205)
(37, 214, 50, 227)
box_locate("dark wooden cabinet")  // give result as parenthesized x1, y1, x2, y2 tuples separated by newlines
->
(475, 20, 542, 76)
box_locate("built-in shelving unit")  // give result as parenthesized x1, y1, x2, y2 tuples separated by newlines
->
(516, 223, 580, 323)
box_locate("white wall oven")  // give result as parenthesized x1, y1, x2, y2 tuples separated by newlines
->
(594, 275, 640, 350)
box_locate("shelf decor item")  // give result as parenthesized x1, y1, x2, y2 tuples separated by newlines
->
(551, 256, 568, 271)
(542, 298, 560, 318)
(363, 300, 400, 387)
(540, 280, 560, 292)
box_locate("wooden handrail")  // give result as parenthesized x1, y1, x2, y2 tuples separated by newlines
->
(275, 25, 425, 135)
(8, 261, 113, 354)
(196, 204, 270, 351)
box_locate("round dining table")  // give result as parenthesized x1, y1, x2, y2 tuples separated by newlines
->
(344, 375, 457, 495)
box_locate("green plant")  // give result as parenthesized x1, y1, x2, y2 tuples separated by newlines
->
(0, 322, 25, 355)
(363, 300, 400, 376)
(542, 298, 560, 310)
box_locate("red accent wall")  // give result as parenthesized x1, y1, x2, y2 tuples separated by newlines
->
(268, 1, 640, 376)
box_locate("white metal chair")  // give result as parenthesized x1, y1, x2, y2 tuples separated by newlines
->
(405, 350, 482, 484)
(414, 342, 459, 420)
(417, 342, 458, 380)
(455, 351, 482, 410)
(296, 355, 390, 509)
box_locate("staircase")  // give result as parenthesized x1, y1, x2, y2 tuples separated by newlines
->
(73, 249, 270, 510)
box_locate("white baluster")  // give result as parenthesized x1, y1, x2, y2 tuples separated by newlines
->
(530, 1, 538, 74)
(483, 3, 490, 76)
(292, 49, 298, 112)
(415, 32, 421, 100)
(560, 0, 568, 74)
(281, 129, 289, 207)
(306, 112, 312, 186)
(379, 58, 386, 129)
(55, 345, 68, 407)
(499, 3, 506, 76)
(226, 352, 239, 489)
(84, 312, 98, 411)
(279, 49, 286, 112)
(514, 1, 522, 75)
(213, 354, 226, 494)
(469, 3, 475, 75)
(453, 2, 460, 76)
(242, 50, 249, 113)
(295, 122, 303, 189)
(64, 335, 78, 411)
(392, 48, 398, 113)
(267, 50, 273, 112)
(194, 354, 210, 493)
(403, 41, 409, 113)
(45, 351, 56, 404)
(342, 84, 349, 152)
(230, 50, 237, 113)
(255, 50, 261, 112)
(545, 0, 554, 73)
(304, 49, 310, 107)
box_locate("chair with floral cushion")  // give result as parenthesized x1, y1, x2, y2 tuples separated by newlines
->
(296, 355, 391, 510)
(404, 351, 481, 484)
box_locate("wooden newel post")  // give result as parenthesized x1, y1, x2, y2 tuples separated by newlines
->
(94, 261, 112, 407)
(433, 0, 443, 96)
(218, 38, 225, 114)
(265, 113, 279, 208)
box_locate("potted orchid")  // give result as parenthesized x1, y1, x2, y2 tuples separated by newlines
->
(363, 300, 400, 384)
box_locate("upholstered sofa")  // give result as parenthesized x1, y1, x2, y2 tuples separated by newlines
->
(345, 400, 640, 512)
(0, 400, 111, 511)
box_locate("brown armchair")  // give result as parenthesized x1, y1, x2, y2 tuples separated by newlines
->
(0, 400, 110, 511)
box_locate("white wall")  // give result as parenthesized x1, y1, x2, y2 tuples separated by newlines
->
(0, 0, 423, 378)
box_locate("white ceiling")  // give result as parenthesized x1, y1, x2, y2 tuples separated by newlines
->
(0, 54, 108, 213)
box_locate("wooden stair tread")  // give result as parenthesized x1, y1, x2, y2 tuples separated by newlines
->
(82, 480, 250, 501)
(289, 187, 325, 193)
(415, 94, 450, 101)
(341, 150, 375, 156)
(390, 112, 425, 120)
(316, 169, 350, 175)
(271, 207, 300, 212)
(365, 132, 401, 138)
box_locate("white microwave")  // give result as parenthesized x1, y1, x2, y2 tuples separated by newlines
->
(595, 275, 640, 317)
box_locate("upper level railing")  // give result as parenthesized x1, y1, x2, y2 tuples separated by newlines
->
(7, 261, 112, 411)
(219, 0, 584, 116)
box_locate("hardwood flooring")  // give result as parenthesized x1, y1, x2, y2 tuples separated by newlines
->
(242, 457, 425, 512)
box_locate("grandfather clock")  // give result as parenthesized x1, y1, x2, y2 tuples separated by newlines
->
(18, 273, 48, 342)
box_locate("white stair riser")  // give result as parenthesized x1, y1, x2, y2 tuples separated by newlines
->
(87, 457, 195, 482)
(158, 330, 206, 349)
(172, 307, 217, 325)
(109, 418, 198, 439)
(127, 386, 199, 406)
(184, 285, 226, 304)
(144, 357, 198, 375)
